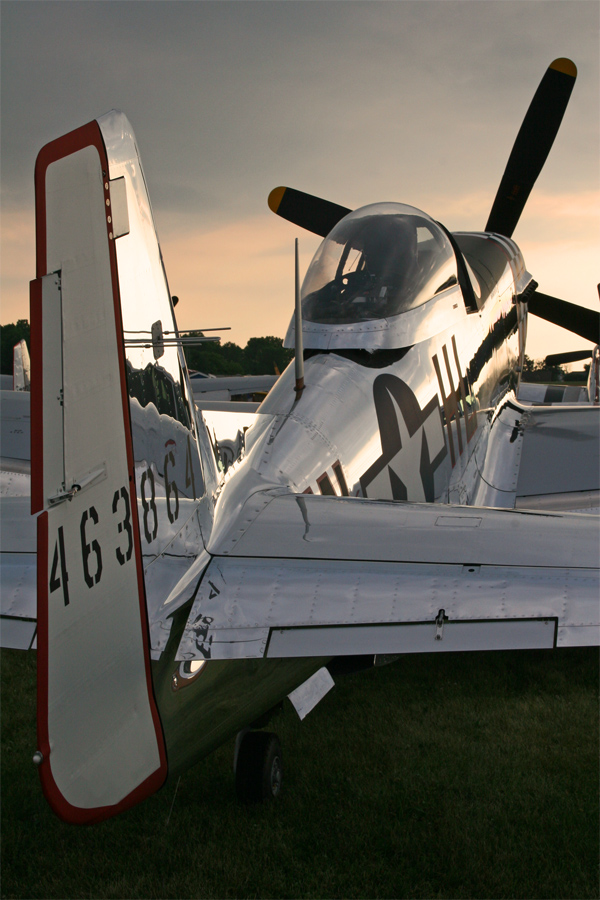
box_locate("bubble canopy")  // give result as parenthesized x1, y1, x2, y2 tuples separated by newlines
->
(301, 203, 458, 325)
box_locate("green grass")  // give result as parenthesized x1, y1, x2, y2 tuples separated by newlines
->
(2, 647, 598, 899)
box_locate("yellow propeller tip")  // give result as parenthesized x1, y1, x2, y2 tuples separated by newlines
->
(550, 58, 577, 79)
(268, 186, 286, 213)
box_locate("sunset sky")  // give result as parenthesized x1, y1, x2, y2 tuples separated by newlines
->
(1, 1, 598, 362)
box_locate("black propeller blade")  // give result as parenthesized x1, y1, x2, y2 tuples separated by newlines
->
(268, 186, 351, 237)
(485, 58, 577, 237)
(527, 291, 600, 344)
(545, 349, 593, 367)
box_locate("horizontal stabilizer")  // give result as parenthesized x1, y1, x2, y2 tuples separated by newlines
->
(177, 492, 599, 661)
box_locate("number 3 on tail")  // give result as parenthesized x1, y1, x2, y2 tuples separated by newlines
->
(112, 486, 133, 564)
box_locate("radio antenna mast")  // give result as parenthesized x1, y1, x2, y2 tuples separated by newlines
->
(294, 238, 305, 397)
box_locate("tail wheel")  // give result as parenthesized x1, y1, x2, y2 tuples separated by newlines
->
(235, 732, 283, 804)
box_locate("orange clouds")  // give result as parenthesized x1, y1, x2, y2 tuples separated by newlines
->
(2, 194, 597, 364)
(1, 210, 35, 324)
(159, 214, 321, 347)
(525, 188, 600, 221)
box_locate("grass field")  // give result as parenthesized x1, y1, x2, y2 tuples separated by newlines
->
(1, 646, 598, 899)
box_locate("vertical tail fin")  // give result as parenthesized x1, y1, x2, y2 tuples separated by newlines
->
(31, 113, 208, 822)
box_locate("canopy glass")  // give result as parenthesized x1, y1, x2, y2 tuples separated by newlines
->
(301, 203, 458, 325)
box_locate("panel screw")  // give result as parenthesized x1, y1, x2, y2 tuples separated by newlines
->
(33, 751, 44, 766)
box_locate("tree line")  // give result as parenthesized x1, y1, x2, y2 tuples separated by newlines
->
(0, 320, 293, 378)
(1, 320, 30, 375)
(182, 333, 293, 376)
(520, 354, 589, 384)
(0, 320, 588, 383)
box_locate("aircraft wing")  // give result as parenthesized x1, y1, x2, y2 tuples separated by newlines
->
(176, 490, 599, 661)
(468, 393, 599, 513)
(0, 495, 37, 650)
(513, 404, 599, 512)
(518, 382, 589, 404)
(1, 389, 36, 649)
(191, 374, 277, 401)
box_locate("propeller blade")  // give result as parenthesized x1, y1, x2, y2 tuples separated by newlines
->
(528, 291, 600, 343)
(545, 349, 593, 367)
(268, 186, 351, 237)
(485, 58, 577, 237)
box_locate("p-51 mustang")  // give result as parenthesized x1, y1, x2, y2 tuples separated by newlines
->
(6, 58, 599, 823)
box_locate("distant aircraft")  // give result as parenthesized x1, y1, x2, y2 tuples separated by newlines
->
(190, 373, 278, 470)
(1, 58, 598, 824)
(12, 339, 31, 392)
(190, 372, 277, 402)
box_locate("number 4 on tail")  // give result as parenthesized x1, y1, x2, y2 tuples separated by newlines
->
(49, 525, 70, 606)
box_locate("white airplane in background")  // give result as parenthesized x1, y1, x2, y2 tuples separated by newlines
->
(0, 58, 598, 825)
(190, 372, 277, 402)
(191, 373, 278, 470)
(12, 339, 31, 392)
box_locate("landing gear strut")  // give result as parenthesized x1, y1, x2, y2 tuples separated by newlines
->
(235, 731, 283, 803)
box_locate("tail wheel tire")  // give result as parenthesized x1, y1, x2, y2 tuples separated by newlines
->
(235, 732, 283, 804)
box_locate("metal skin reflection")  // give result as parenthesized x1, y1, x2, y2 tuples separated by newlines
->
(30, 56, 599, 825)
(92, 115, 530, 783)
(113, 158, 525, 779)
(92, 113, 332, 783)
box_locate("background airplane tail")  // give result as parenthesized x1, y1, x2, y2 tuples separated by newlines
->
(12, 339, 31, 391)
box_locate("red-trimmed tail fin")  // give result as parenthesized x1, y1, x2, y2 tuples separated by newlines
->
(32, 116, 171, 823)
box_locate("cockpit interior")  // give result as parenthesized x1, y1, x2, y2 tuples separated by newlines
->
(301, 203, 459, 326)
